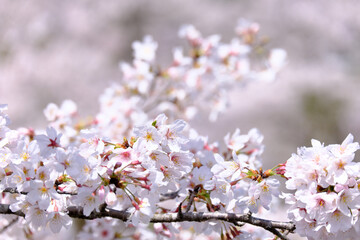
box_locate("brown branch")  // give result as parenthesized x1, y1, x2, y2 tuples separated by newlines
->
(3, 187, 178, 200)
(265, 227, 290, 240)
(0, 204, 25, 217)
(2, 188, 28, 195)
(185, 185, 200, 212)
(2, 187, 77, 196)
(0, 203, 295, 237)
(151, 212, 295, 231)
(1, 188, 295, 239)
(159, 190, 180, 201)
(177, 202, 183, 219)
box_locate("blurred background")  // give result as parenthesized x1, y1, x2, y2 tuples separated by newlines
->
(1, 0, 360, 184)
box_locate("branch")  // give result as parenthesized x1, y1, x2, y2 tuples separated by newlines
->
(3, 187, 178, 200)
(0, 217, 19, 234)
(2, 188, 28, 195)
(151, 211, 295, 231)
(1, 188, 295, 239)
(159, 190, 180, 201)
(0, 204, 24, 217)
(0, 203, 295, 236)
(185, 185, 200, 212)
(265, 227, 290, 240)
(2, 187, 77, 196)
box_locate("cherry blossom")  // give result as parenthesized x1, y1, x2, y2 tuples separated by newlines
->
(0, 19, 333, 240)
(35, 127, 62, 157)
(282, 134, 360, 238)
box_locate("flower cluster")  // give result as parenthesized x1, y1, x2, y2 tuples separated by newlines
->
(97, 18, 286, 143)
(283, 134, 360, 239)
(8, 18, 359, 240)
(0, 98, 283, 239)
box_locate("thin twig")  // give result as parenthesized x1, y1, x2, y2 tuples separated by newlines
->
(185, 185, 200, 213)
(0, 217, 19, 234)
(265, 227, 290, 240)
(2, 188, 28, 195)
(2, 187, 77, 196)
(3, 187, 178, 200)
(159, 190, 180, 201)
(177, 202, 183, 219)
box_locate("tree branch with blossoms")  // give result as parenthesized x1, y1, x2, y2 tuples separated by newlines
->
(1, 183, 295, 239)
(2, 19, 359, 240)
(0, 202, 295, 240)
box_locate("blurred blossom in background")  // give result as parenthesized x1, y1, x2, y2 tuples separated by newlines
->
(1, 0, 360, 180)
